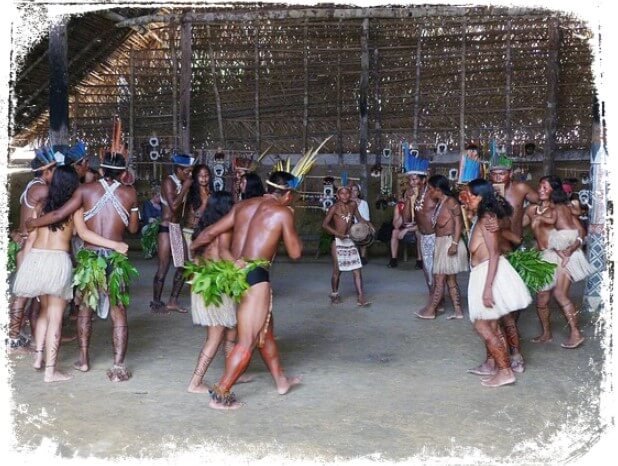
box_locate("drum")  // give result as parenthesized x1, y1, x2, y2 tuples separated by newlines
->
(349, 223, 375, 247)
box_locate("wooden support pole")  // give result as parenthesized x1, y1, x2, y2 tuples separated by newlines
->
(129, 49, 135, 161)
(179, 16, 192, 154)
(336, 19, 343, 162)
(207, 25, 225, 145)
(302, 20, 309, 153)
(71, 92, 79, 139)
(359, 18, 369, 165)
(543, 17, 560, 176)
(170, 22, 178, 148)
(412, 29, 422, 143)
(459, 20, 467, 152)
(48, 17, 69, 149)
(373, 47, 382, 154)
(254, 24, 261, 153)
(505, 20, 513, 154)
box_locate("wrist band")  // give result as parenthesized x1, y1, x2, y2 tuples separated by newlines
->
(451, 241, 458, 245)
(130, 207, 139, 212)
(576, 237, 584, 245)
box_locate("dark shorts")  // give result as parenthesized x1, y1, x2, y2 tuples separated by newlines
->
(401, 232, 416, 245)
(246, 266, 270, 286)
(158, 225, 170, 234)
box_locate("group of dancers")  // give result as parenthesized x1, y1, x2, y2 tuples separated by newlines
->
(7, 140, 594, 406)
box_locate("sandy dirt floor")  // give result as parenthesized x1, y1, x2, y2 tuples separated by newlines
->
(4, 254, 607, 463)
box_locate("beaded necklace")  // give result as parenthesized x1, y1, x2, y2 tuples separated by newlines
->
(432, 196, 446, 228)
(414, 185, 428, 212)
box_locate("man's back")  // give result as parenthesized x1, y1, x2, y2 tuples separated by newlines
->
(82, 180, 137, 244)
(233, 196, 291, 261)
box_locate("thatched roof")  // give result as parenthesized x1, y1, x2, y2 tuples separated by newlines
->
(12, 3, 595, 164)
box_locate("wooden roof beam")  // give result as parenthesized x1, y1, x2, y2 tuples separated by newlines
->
(115, 6, 554, 29)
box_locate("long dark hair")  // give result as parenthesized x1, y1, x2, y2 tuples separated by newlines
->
(468, 178, 513, 220)
(192, 191, 234, 240)
(428, 174, 457, 200)
(242, 172, 265, 199)
(188, 164, 214, 212)
(43, 165, 80, 231)
(540, 175, 569, 205)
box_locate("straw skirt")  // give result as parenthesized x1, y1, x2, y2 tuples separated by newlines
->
(547, 229, 594, 283)
(191, 292, 237, 328)
(433, 236, 469, 275)
(12, 248, 73, 300)
(468, 256, 532, 322)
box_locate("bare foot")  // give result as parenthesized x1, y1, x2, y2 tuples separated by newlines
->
(276, 375, 303, 395)
(561, 335, 585, 349)
(107, 364, 132, 382)
(33, 350, 44, 370)
(208, 399, 243, 410)
(480, 369, 516, 388)
(467, 359, 497, 376)
(415, 309, 436, 320)
(236, 374, 255, 384)
(187, 382, 211, 394)
(357, 300, 372, 307)
(73, 360, 90, 372)
(447, 313, 464, 320)
(329, 293, 341, 305)
(531, 334, 553, 343)
(166, 304, 188, 314)
(510, 353, 525, 373)
(44, 369, 73, 383)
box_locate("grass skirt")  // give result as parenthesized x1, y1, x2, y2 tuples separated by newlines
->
(547, 229, 594, 283)
(12, 248, 73, 300)
(468, 256, 532, 322)
(433, 236, 468, 275)
(191, 292, 236, 328)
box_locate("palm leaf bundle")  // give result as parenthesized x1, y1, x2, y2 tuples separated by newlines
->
(506, 249, 557, 293)
(141, 219, 160, 259)
(73, 249, 108, 311)
(73, 249, 139, 310)
(184, 259, 270, 307)
(7, 240, 20, 273)
(107, 252, 139, 307)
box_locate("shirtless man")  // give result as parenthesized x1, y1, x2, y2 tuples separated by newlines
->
(523, 176, 585, 349)
(402, 173, 438, 302)
(191, 170, 303, 409)
(322, 186, 371, 307)
(151, 154, 194, 314)
(8, 156, 58, 350)
(26, 153, 140, 381)
(416, 175, 468, 320)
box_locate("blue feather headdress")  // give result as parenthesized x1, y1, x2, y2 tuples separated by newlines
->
(402, 141, 429, 175)
(33, 145, 66, 171)
(66, 140, 87, 165)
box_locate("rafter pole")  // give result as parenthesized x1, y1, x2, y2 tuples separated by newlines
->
(48, 16, 69, 149)
(543, 17, 560, 176)
(207, 25, 225, 145)
(179, 15, 192, 154)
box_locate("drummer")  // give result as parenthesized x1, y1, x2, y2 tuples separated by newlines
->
(322, 186, 371, 307)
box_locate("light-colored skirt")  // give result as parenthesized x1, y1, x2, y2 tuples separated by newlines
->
(12, 248, 73, 300)
(335, 238, 362, 271)
(548, 229, 594, 283)
(191, 292, 236, 328)
(468, 256, 532, 322)
(539, 248, 560, 291)
(433, 235, 469, 275)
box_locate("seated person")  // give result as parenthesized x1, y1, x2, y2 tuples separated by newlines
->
(388, 194, 417, 268)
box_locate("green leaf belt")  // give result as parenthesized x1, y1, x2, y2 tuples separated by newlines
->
(184, 259, 270, 307)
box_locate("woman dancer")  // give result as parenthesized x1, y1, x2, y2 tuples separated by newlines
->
(187, 164, 213, 228)
(240, 172, 265, 200)
(464, 179, 532, 387)
(188, 191, 251, 393)
(13, 165, 128, 382)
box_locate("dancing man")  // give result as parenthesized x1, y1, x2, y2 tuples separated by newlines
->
(191, 170, 303, 409)
(322, 185, 371, 307)
(26, 153, 140, 381)
(151, 154, 195, 314)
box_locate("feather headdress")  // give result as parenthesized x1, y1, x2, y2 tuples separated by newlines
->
(234, 145, 272, 172)
(267, 136, 332, 191)
(489, 140, 513, 171)
(101, 116, 128, 170)
(402, 140, 429, 175)
(33, 145, 66, 171)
